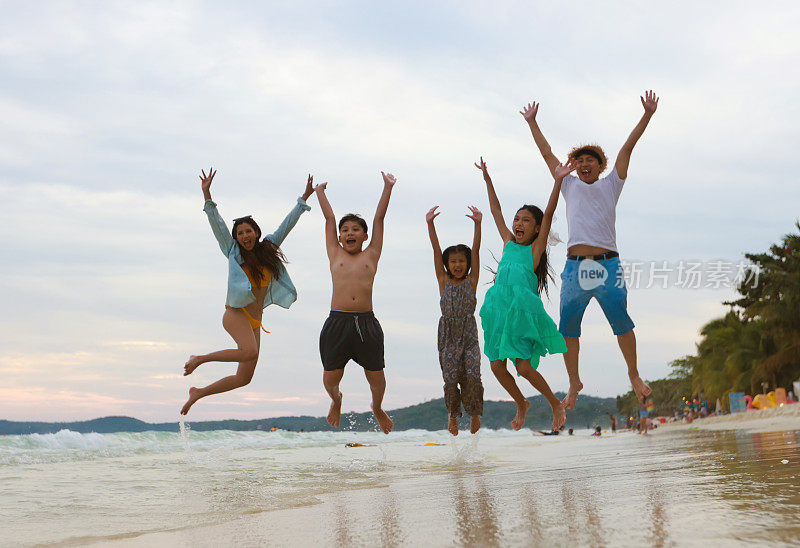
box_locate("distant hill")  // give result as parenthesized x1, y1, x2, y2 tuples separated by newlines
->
(0, 393, 616, 435)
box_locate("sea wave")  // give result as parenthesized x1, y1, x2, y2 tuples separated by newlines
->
(0, 426, 522, 466)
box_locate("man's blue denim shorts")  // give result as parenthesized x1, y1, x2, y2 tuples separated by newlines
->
(558, 256, 635, 338)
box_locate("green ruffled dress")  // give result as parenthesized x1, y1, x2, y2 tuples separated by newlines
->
(479, 240, 567, 368)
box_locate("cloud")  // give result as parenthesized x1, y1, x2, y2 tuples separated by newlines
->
(1, 2, 799, 421)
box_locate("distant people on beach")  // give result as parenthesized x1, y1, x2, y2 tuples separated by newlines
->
(476, 157, 574, 431)
(181, 168, 314, 415)
(520, 91, 659, 410)
(314, 173, 396, 434)
(426, 204, 485, 435)
(638, 399, 651, 434)
(606, 411, 617, 433)
(533, 429, 561, 436)
(592, 426, 602, 436)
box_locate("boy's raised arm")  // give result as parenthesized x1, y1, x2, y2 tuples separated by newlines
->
(521, 101, 561, 178)
(466, 206, 482, 287)
(314, 182, 340, 260)
(533, 160, 575, 264)
(368, 171, 396, 257)
(615, 90, 658, 180)
(475, 157, 513, 243)
(426, 206, 446, 288)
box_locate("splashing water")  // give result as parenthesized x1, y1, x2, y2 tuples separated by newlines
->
(448, 431, 483, 465)
(178, 419, 192, 457)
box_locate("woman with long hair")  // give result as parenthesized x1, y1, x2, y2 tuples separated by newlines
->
(181, 167, 314, 415)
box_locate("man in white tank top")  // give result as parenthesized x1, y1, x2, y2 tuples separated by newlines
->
(519, 91, 659, 409)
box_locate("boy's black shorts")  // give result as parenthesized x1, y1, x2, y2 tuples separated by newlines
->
(319, 311, 385, 371)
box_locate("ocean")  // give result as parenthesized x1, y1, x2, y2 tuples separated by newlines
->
(1, 424, 799, 546)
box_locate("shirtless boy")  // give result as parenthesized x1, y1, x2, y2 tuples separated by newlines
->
(521, 90, 659, 409)
(314, 172, 396, 434)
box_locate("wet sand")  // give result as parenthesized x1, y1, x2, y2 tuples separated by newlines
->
(101, 426, 800, 547)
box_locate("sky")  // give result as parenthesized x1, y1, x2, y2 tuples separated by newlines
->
(1, 1, 799, 422)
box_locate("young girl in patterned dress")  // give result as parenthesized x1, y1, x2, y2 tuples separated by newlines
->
(425, 205, 484, 435)
(476, 156, 575, 431)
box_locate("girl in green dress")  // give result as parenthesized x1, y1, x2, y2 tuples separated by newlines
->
(475, 156, 574, 431)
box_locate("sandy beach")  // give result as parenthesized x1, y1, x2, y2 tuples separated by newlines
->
(655, 402, 800, 434)
(2, 409, 798, 547)
(54, 410, 798, 547)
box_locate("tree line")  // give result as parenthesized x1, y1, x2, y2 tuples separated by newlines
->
(618, 223, 800, 417)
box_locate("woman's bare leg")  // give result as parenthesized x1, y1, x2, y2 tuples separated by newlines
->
(181, 311, 260, 415)
(490, 360, 530, 430)
(184, 308, 259, 375)
(515, 359, 566, 431)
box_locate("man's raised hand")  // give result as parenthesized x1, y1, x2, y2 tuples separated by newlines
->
(519, 101, 539, 124)
(426, 206, 441, 224)
(554, 158, 577, 179)
(314, 181, 328, 193)
(641, 90, 659, 115)
(381, 171, 396, 187)
(200, 167, 216, 192)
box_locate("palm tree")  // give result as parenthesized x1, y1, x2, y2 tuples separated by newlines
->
(730, 222, 800, 389)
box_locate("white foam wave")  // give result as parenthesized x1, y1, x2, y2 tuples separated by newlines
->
(0, 426, 527, 466)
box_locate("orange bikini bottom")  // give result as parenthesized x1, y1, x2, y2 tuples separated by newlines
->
(226, 306, 270, 333)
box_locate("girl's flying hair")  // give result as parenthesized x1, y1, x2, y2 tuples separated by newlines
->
(518, 204, 554, 297)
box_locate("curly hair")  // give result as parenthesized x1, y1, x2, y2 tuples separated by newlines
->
(568, 144, 608, 173)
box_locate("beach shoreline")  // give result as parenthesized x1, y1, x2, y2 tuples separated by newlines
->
(653, 402, 800, 434)
(84, 419, 800, 548)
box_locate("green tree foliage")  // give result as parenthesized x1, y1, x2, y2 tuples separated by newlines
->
(617, 223, 800, 413)
(728, 222, 800, 390)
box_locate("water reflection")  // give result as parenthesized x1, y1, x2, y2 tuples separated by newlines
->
(224, 430, 800, 547)
(647, 478, 668, 548)
(451, 472, 501, 546)
(378, 488, 404, 547)
(559, 480, 605, 546)
(520, 483, 543, 537)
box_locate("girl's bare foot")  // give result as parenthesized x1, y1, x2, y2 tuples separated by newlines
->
(180, 387, 200, 415)
(551, 401, 566, 431)
(448, 416, 459, 436)
(511, 399, 531, 430)
(562, 381, 583, 410)
(184, 355, 203, 376)
(371, 404, 394, 434)
(327, 392, 342, 428)
(630, 376, 652, 401)
(470, 415, 481, 434)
